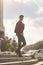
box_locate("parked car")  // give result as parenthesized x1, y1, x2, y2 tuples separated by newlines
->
(23, 50, 38, 58)
(34, 49, 43, 60)
(21, 50, 27, 54)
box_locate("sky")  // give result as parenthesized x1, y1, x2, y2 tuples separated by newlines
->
(3, 0, 43, 45)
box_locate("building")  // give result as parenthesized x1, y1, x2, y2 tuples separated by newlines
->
(0, 0, 5, 38)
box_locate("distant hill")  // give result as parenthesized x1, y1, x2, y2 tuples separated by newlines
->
(23, 40, 43, 51)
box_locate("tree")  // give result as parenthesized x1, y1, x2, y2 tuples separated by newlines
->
(10, 39, 17, 52)
(23, 40, 43, 51)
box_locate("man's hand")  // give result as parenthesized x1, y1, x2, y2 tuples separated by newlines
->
(21, 33, 23, 35)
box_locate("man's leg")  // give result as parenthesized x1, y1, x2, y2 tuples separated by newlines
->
(21, 35, 26, 49)
(18, 35, 22, 57)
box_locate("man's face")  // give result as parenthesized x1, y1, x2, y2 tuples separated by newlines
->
(19, 17, 24, 21)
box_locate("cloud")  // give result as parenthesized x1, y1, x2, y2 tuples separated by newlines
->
(37, 0, 43, 7)
(36, 7, 43, 18)
(3, 0, 43, 19)
(13, 0, 32, 3)
(33, 18, 43, 27)
(3, 0, 12, 3)
(3, 0, 39, 19)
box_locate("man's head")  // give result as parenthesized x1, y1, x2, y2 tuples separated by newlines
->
(19, 15, 24, 21)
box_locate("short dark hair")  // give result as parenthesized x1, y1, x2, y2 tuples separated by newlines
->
(19, 15, 24, 18)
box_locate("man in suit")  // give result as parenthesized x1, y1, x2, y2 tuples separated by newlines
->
(14, 15, 26, 57)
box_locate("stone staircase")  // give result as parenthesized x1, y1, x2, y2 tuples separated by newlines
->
(0, 59, 38, 65)
(0, 57, 32, 63)
(0, 52, 38, 65)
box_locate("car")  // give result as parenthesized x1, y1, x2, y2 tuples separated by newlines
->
(21, 50, 27, 54)
(22, 50, 38, 58)
(34, 49, 43, 60)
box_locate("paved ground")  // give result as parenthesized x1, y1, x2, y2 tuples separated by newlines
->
(0, 59, 43, 65)
(0, 58, 43, 65)
(33, 61, 43, 65)
(0, 59, 38, 65)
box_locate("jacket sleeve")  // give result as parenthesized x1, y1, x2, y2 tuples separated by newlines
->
(14, 24, 17, 33)
(23, 24, 25, 30)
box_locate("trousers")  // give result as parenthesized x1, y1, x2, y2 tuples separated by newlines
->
(17, 34, 26, 50)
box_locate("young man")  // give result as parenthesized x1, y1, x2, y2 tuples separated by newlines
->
(14, 15, 26, 57)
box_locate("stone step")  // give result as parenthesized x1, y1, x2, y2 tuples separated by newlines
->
(0, 59, 38, 65)
(0, 57, 32, 63)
